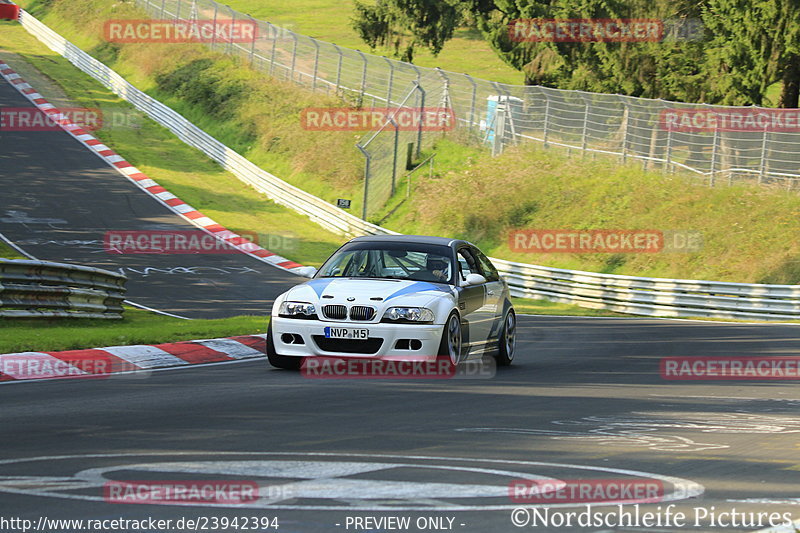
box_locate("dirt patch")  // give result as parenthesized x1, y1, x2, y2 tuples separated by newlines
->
(0, 50, 77, 109)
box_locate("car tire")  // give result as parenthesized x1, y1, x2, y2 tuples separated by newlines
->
(495, 309, 516, 366)
(438, 311, 462, 366)
(266, 321, 302, 370)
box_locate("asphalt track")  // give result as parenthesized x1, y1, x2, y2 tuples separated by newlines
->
(0, 78, 301, 319)
(2, 70, 800, 533)
(2, 317, 800, 532)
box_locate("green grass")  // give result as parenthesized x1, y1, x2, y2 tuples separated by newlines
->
(510, 298, 627, 317)
(222, 0, 522, 84)
(383, 137, 800, 285)
(0, 241, 25, 259)
(0, 307, 266, 353)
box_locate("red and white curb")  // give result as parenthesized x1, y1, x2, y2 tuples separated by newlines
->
(0, 60, 308, 274)
(0, 335, 267, 382)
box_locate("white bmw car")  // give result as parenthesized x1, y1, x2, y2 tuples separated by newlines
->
(266, 235, 516, 369)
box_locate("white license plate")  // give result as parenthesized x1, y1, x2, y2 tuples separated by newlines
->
(324, 327, 369, 339)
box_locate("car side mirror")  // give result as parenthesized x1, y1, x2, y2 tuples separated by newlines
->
(296, 266, 318, 278)
(464, 273, 486, 286)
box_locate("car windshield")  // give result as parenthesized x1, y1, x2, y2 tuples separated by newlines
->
(317, 243, 454, 284)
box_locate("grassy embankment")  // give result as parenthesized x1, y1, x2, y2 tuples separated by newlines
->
(18, 0, 800, 285)
(0, 8, 618, 353)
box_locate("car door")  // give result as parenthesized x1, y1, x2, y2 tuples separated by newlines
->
(456, 247, 492, 356)
(472, 246, 504, 341)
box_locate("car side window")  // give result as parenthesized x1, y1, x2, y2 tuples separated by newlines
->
(473, 248, 500, 282)
(457, 248, 479, 282)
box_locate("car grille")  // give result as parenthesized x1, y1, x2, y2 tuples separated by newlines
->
(349, 305, 375, 321)
(322, 304, 347, 320)
(312, 336, 383, 354)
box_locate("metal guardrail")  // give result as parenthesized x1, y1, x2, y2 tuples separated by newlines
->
(15, 12, 800, 321)
(493, 259, 800, 321)
(0, 259, 127, 318)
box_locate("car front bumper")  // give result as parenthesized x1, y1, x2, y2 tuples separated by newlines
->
(270, 316, 444, 358)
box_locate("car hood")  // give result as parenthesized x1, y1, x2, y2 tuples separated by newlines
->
(285, 278, 455, 308)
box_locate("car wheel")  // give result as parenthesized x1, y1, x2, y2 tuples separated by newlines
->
(438, 312, 462, 366)
(266, 321, 302, 370)
(495, 309, 516, 366)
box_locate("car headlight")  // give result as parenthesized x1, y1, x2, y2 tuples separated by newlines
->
(278, 301, 318, 319)
(382, 307, 435, 323)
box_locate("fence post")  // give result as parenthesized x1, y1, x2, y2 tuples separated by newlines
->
(357, 144, 371, 220)
(415, 82, 425, 159)
(620, 96, 630, 163)
(435, 66, 450, 114)
(383, 57, 394, 106)
(268, 23, 278, 75)
(289, 33, 298, 82)
(710, 126, 719, 187)
(311, 39, 320, 90)
(248, 16, 257, 66)
(390, 117, 399, 195)
(664, 125, 673, 174)
(357, 50, 368, 104)
(227, 6, 236, 55)
(160, 0, 166, 19)
(209, 3, 218, 49)
(333, 44, 343, 92)
(465, 74, 477, 129)
(492, 103, 507, 156)
(542, 91, 551, 148)
(580, 95, 589, 157)
(175, 0, 181, 20)
(758, 122, 768, 184)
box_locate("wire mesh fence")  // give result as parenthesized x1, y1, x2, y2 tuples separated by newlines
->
(135, 0, 800, 218)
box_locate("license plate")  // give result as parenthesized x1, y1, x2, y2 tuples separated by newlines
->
(324, 327, 369, 340)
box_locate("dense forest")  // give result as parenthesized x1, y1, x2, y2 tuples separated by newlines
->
(352, 0, 800, 107)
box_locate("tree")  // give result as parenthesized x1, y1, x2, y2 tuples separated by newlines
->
(351, 0, 462, 63)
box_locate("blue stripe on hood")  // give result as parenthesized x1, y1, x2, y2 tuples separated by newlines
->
(385, 282, 451, 301)
(305, 278, 335, 297)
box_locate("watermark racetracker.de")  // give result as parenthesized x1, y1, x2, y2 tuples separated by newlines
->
(300, 107, 455, 132)
(508, 229, 703, 254)
(103, 230, 297, 255)
(508, 18, 703, 43)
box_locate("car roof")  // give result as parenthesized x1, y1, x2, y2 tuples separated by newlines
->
(348, 234, 470, 249)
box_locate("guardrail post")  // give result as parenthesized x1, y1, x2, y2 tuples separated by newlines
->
(465, 74, 477, 129)
(289, 32, 298, 82)
(383, 57, 394, 106)
(333, 44, 343, 92)
(311, 39, 320, 90)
